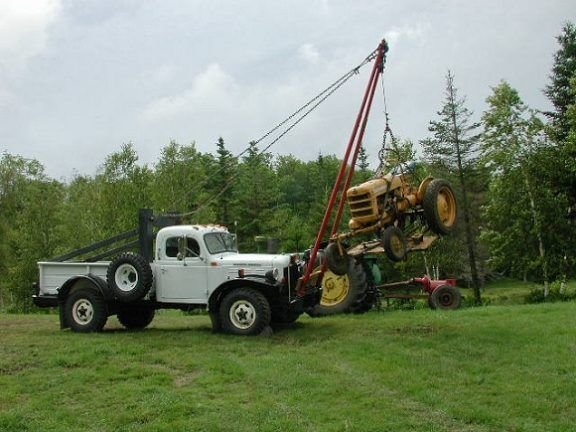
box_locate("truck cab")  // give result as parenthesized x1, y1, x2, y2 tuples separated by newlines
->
(152, 225, 293, 305)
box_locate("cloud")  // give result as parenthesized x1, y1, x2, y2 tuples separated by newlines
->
(385, 23, 428, 46)
(140, 63, 237, 122)
(0, 0, 62, 68)
(298, 43, 321, 64)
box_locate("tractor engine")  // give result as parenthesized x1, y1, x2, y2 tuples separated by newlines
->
(346, 171, 421, 232)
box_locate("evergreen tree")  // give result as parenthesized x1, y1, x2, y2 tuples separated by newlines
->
(421, 70, 483, 304)
(214, 137, 237, 226)
(233, 142, 278, 251)
(544, 22, 576, 142)
(542, 22, 576, 210)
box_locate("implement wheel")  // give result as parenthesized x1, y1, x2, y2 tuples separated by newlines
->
(429, 285, 462, 310)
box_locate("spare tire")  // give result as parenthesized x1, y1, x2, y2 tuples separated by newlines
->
(423, 179, 458, 235)
(307, 259, 368, 316)
(107, 252, 153, 303)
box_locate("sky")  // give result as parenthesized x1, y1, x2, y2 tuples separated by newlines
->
(1, 0, 574, 180)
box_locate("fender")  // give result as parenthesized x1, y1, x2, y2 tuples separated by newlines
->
(207, 276, 279, 313)
(57, 273, 113, 301)
(57, 274, 113, 329)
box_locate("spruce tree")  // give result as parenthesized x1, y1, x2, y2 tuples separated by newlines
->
(421, 70, 483, 304)
(544, 22, 576, 142)
(214, 137, 236, 226)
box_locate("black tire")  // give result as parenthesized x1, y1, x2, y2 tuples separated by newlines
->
(381, 226, 407, 262)
(107, 252, 153, 303)
(270, 308, 301, 329)
(349, 260, 379, 314)
(307, 259, 368, 316)
(219, 288, 271, 335)
(429, 285, 462, 310)
(117, 306, 155, 330)
(271, 300, 302, 326)
(324, 242, 349, 276)
(423, 179, 458, 235)
(65, 288, 108, 332)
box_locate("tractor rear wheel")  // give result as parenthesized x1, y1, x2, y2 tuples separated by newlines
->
(307, 259, 368, 316)
(423, 179, 458, 235)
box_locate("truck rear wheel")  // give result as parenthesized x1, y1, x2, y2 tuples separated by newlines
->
(65, 288, 108, 332)
(117, 305, 155, 330)
(219, 288, 271, 336)
(107, 252, 153, 303)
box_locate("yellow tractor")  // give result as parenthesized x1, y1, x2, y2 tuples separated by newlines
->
(324, 166, 458, 276)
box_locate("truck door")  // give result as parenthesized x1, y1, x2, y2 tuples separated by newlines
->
(156, 236, 208, 303)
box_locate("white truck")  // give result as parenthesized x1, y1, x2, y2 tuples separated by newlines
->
(33, 210, 318, 335)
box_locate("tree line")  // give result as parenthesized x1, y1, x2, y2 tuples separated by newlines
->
(1, 23, 574, 312)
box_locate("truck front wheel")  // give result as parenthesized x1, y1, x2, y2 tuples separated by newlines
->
(219, 288, 271, 336)
(65, 288, 108, 332)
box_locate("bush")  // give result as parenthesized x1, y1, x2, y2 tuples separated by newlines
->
(525, 280, 576, 303)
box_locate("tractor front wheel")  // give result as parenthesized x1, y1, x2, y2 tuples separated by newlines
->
(381, 226, 407, 262)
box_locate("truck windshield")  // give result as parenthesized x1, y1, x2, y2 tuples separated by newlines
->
(204, 232, 237, 254)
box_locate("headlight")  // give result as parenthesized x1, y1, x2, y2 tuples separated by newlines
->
(265, 268, 280, 283)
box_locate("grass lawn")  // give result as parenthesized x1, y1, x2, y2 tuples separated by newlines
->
(1, 302, 575, 431)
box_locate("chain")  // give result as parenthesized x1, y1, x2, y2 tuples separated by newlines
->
(376, 69, 396, 176)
